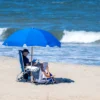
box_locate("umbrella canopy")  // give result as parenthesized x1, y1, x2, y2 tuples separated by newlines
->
(3, 28, 61, 47)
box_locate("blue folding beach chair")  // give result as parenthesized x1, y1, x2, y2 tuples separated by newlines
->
(16, 50, 30, 82)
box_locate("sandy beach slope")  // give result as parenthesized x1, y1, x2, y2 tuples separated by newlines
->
(0, 56, 100, 100)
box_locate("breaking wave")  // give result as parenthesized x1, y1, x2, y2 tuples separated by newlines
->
(1, 28, 100, 44)
(0, 28, 20, 40)
(0, 28, 7, 35)
(61, 30, 100, 43)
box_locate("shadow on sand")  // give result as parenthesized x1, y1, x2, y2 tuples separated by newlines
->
(55, 77, 75, 84)
(17, 77, 75, 85)
(34, 77, 75, 85)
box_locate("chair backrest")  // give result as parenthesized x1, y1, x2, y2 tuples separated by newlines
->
(18, 50, 25, 72)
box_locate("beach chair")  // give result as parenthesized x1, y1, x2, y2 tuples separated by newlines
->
(16, 50, 29, 82)
(17, 50, 40, 82)
(35, 62, 56, 84)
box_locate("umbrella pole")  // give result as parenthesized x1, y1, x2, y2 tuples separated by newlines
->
(30, 46, 33, 82)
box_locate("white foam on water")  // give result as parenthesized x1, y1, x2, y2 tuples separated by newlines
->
(0, 28, 7, 36)
(0, 28, 7, 46)
(61, 30, 100, 43)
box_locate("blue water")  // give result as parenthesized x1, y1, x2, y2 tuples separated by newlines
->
(0, 0, 100, 31)
(0, 0, 100, 66)
(0, 42, 100, 66)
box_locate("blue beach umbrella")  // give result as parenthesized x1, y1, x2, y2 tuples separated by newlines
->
(3, 28, 61, 82)
(3, 28, 61, 47)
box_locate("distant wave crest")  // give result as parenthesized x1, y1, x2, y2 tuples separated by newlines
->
(0, 28, 7, 35)
(1, 28, 100, 44)
(61, 30, 100, 43)
(0, 28, 19, 40)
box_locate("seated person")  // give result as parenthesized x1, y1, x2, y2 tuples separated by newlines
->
(22, 49, 30, 67)
(22, 49, 39, 80)
(22, 49, 38, 68)
(22, 49, 56, 83)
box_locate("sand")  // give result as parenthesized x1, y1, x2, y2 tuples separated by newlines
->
(0, 56, 100, 100)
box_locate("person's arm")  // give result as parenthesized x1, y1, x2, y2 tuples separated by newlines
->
(25, 58, 30, 66)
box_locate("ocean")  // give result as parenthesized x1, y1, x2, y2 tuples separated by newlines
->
(0, 0, 100, 66)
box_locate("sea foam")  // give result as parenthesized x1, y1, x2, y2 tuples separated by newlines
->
(0, 28, 7, 36)
(61, 30, 100, 43)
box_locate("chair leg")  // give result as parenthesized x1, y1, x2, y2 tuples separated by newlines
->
(16, 72, 23, 81)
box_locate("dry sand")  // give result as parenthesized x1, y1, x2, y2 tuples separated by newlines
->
(0, 56, 100, 100)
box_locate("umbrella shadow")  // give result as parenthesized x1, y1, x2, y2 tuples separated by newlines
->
(17, 77, 75, 85)
(55, 77, 75, 84)
(34, 77, 75, 85)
